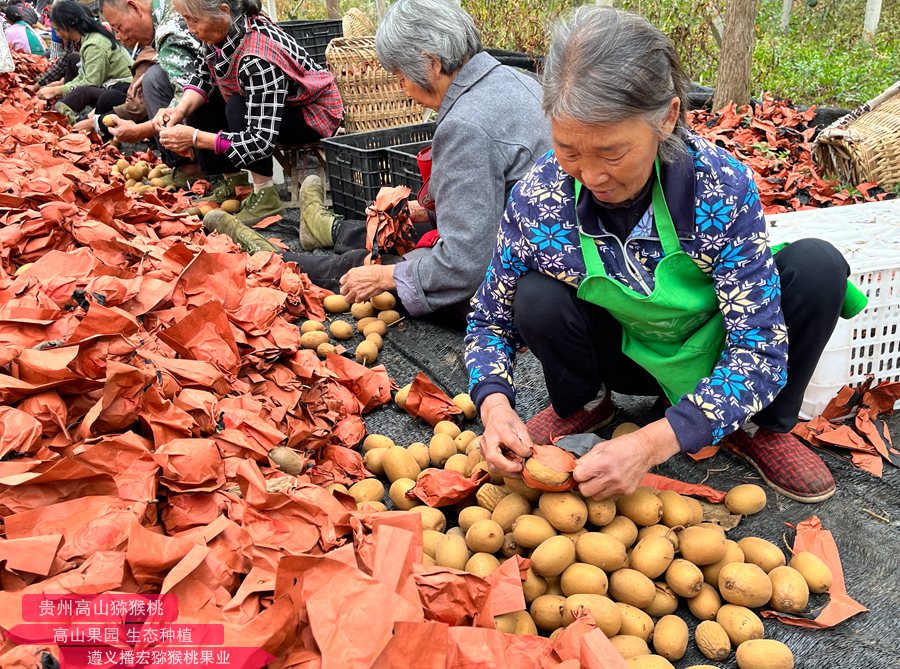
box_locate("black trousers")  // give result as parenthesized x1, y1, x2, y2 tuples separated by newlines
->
(189, 91, 322, 178)
(60, 81, 129, 114)
(94, 85, 129, 116)
(514, 238, 850, 433)
(63, 52, 80, 82)
(283, 220, 472, 325)
(283, 219, 387, 292)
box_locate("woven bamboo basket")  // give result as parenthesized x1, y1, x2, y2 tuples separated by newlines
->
(342, 8, 374, 38)
(326, 36, 428, 133)
(813, 81, 900, 189)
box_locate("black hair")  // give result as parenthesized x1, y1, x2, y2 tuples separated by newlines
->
(3, 5, 23, 22)
(51, 0, 118, 48)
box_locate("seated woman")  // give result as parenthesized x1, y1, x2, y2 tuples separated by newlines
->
(466, 6, 862, 504)
(278, 0, 551, 323)
(36, 1, 131, 121)
(4, 5, 44, 54)
(155, 0, 342, 223)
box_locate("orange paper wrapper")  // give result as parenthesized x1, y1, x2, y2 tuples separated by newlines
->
(551, 614, 629, 669)
(408, 468, 490, 507)
(365, 186, 415, 261)
(792, 379, 900, 477)
(485, 554, 529, 616)
(403, 371, 463, 426)
(413, 566, 494, 628)
(371, 621, 448, 669)
(521, 444, 577, 492)
(639, 472, 726, 503)
(761, 515, 867, 629)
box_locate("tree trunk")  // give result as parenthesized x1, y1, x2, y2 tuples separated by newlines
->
(706, 12, 725, 47)
(325, 0, 340, 20)
(863, 0, 882, 42)
(780, 0, 793, 33)
(713, 0, 759, 111)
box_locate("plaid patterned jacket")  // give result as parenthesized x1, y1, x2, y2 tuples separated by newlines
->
(187, 14, 342, 167)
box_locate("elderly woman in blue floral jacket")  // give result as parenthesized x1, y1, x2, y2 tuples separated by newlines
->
(465, 7, 861, 504)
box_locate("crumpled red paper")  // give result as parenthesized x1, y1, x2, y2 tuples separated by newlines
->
(793, 379, 900, 476)
(761, 515, 867, 628)
(688, 95, 893, 214)
(0, 65, 406, 668)
(403, 371, 463, 426)
(364, 186, 416, 263)
(408, 468, 490, 507)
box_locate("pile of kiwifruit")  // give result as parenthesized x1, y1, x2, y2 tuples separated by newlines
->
(298, 292, 402, 365)
(111, 157, 171, 194)
(304, 421, 829, 669)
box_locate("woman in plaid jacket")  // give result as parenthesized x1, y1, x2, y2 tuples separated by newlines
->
(155, 0, 342, 224)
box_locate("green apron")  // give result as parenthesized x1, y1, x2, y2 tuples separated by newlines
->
(575, 162, 725, 404)
(574, 163, 867, 404)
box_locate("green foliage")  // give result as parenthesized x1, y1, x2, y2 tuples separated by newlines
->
(278, 0, 897, 107)
(463, 0, 898, 107)
(462, 0, 581, 55)
(750, 0, 898, 106)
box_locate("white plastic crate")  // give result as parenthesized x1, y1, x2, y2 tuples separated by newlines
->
(766, 199, 900, 418)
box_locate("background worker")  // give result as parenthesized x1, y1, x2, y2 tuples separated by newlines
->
(159, 0, 342, 223)
(98, 0, 202, 186)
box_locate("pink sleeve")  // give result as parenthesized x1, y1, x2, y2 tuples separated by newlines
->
(214, 131, 232, 155)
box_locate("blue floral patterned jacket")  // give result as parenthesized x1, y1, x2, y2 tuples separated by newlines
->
(464, 133, 789, 453)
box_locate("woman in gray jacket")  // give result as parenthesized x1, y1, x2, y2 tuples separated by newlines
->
(288, 0, 550, 321)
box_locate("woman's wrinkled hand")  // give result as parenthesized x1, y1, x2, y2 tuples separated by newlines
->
(152, 106, 185, 132)
(573, 418, 681, 499)
(109, 117, 145, 143)
(407, 199, 430, 223)
(479, 393, 533, 477)
(158, 123, 195, 153)
(339, 265, 395, 303)
(37, 85, 62, 101)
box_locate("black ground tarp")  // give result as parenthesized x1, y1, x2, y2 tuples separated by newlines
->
(260, 185, 900, 668)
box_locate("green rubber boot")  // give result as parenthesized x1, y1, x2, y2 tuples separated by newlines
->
(299, 175, 337, 250)
(203, 210, 280, 255)
(235, 185, 284, 225)
(159, 167, 199, 190)
(204, 172, 251, 204)
(54, 102, 78, 126)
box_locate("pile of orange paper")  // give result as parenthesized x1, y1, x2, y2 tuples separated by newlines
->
(0, 53, 632, 669)
(688, 94, 894, 214)
(0, 53, 420, 666)
(793, 379, 900, 477)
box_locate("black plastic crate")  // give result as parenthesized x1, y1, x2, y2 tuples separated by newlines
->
(386, 141, 431, 196)
(322, 123, 436, 219)
(278, 19, 343, 68)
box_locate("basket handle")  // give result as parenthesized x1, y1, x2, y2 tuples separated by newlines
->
(829, 79, 900, 130)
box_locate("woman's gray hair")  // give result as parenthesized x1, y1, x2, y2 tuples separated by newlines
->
(375, 0, 482, 92)
(175, 0, 260, 22)
(543, 6, 689, 164)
